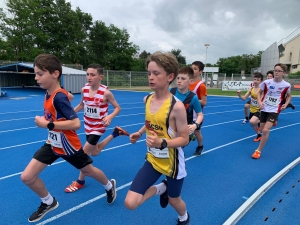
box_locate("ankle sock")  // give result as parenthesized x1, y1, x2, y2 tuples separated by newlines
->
(178, 212, 188, 222)
(154, 182, 167, 195)
(103, 180, 112, 191)
(41, 193, 54, 205)
(112, 131, 119, 138)
(77, 179, 85, 185)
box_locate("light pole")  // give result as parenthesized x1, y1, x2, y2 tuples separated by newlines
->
(204, 44, 210, 86)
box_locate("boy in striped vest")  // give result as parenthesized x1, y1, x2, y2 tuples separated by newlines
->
(64, 64, 129, 193)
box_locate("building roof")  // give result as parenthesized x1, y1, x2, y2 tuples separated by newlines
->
(0, 62, 86, 75)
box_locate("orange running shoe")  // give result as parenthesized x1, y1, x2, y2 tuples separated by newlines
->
(114, 126, 129, 136)
(65, 181, 85, 193)
(254, 134, 262, 142)
(252, 150, 261, 159)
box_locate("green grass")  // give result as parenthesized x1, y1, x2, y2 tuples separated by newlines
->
(113, 87, 300, 96)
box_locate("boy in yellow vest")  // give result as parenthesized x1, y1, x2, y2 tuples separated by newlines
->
(124, 51, 190, 225)
(237, 72, 264, 142)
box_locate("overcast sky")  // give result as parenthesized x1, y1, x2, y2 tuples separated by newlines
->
(28, 1, 300, 64)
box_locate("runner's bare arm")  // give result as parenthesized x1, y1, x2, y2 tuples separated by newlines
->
(74, 87, 84, 113)
(166, 101, 189, 148)
(237, 88, 251, 100)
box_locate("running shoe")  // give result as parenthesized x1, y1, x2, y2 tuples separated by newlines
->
(288, 102, 295, 110)
(193, 145, 204, 156)
(28, 198, 59, 222)
(177, 212, 190, 225)
(65, 181, 85, 193)
(106, 179, 117, 204)
(254, 134, 262, 142)
(252, 150, 261, 159)
(114, 126, 129, 136)
(160, 179, 168, 208)
(242, 119, 249, 124)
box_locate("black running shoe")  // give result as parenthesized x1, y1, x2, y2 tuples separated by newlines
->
(113, 126, 129, 136)
(288, 102, 295, 110)
(177, 212, 190, 225)
(193, 146, 204, 156)
(28, 198, 59, 222)
(106, 179, 117, 204)
(160, 179, 168, 208)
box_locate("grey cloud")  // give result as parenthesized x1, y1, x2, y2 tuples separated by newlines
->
(68, 0, 299, 64)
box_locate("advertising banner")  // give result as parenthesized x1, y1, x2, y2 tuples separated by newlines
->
(222, 81, 252, 91)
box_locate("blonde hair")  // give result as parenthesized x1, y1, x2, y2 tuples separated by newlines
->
(146, 51, 179, 83)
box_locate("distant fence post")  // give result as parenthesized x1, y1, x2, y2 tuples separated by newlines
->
(106, 70, 109, 86)
(129, 71, 132, 89)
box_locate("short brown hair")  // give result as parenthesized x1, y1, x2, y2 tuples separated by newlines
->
(178, 66, 194, 79)
(192, 61, 205, 71)
(87, 64, 104, 75)
(274, 63, 288, 73)
(266, 70, 274, 78)
(253, 72, 263, 81)
(146, 51, 179, 83)
(34, 54, 62, 79)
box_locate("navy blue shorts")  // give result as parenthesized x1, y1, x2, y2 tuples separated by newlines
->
(33, 143, 93, 169)
(86, 134, 101, 145)
(129, 161, 184, 198)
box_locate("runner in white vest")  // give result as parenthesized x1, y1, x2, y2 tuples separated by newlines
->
(252, 63, 292, 159)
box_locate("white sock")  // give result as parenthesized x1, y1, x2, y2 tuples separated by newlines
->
(154, 182, 167, 195)
(41, 193, 53, 205)
(178, 211, 188, 222)
(103, 180, 112, 191)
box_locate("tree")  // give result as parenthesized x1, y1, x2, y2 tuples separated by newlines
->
(216, 56, 243, 74)
(131, 58, 147, 71)
(0, 0, 140, 69)
(170, 48, 186, 65)
(88, 20, 113, 67)
(216, 51, 262, 74)
(0, 0, 92, 63)
(139, 50, 150, 59)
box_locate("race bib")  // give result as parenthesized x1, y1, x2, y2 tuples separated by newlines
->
(251, 98, 258, 107)
(84, 105, 100, 119)
(264, 95, 280, 106)
(48, 131, 62, 148)
(148, 147, 169, 158)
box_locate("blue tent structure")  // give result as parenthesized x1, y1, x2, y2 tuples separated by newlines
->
(0, 62, 34, 73)
(0, 63, 86, 93)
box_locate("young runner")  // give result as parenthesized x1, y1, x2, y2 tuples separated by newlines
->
(237, 73, 264, 142)
(124, 51, 190, 225)
(170, 66, 203, 146)
(64, 64, 129, 192)
(21, 55, 117, 223)
(190, 61, 207, 156)
(252, 64, 292, 159)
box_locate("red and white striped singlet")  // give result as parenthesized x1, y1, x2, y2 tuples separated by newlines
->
(83, 83, 108, 135)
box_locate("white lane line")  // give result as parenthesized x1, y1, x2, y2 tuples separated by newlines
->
(14, 122, 300, 224)
(0, 118, 244, 151)
(0, 123, 145, 150)
(223, 157, 300, 225)
(0, 140, 146, 181)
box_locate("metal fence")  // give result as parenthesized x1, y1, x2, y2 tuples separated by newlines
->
(1, 69, 300, 93)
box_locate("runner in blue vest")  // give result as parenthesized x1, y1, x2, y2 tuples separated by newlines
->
(170, 67, 203, 147)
